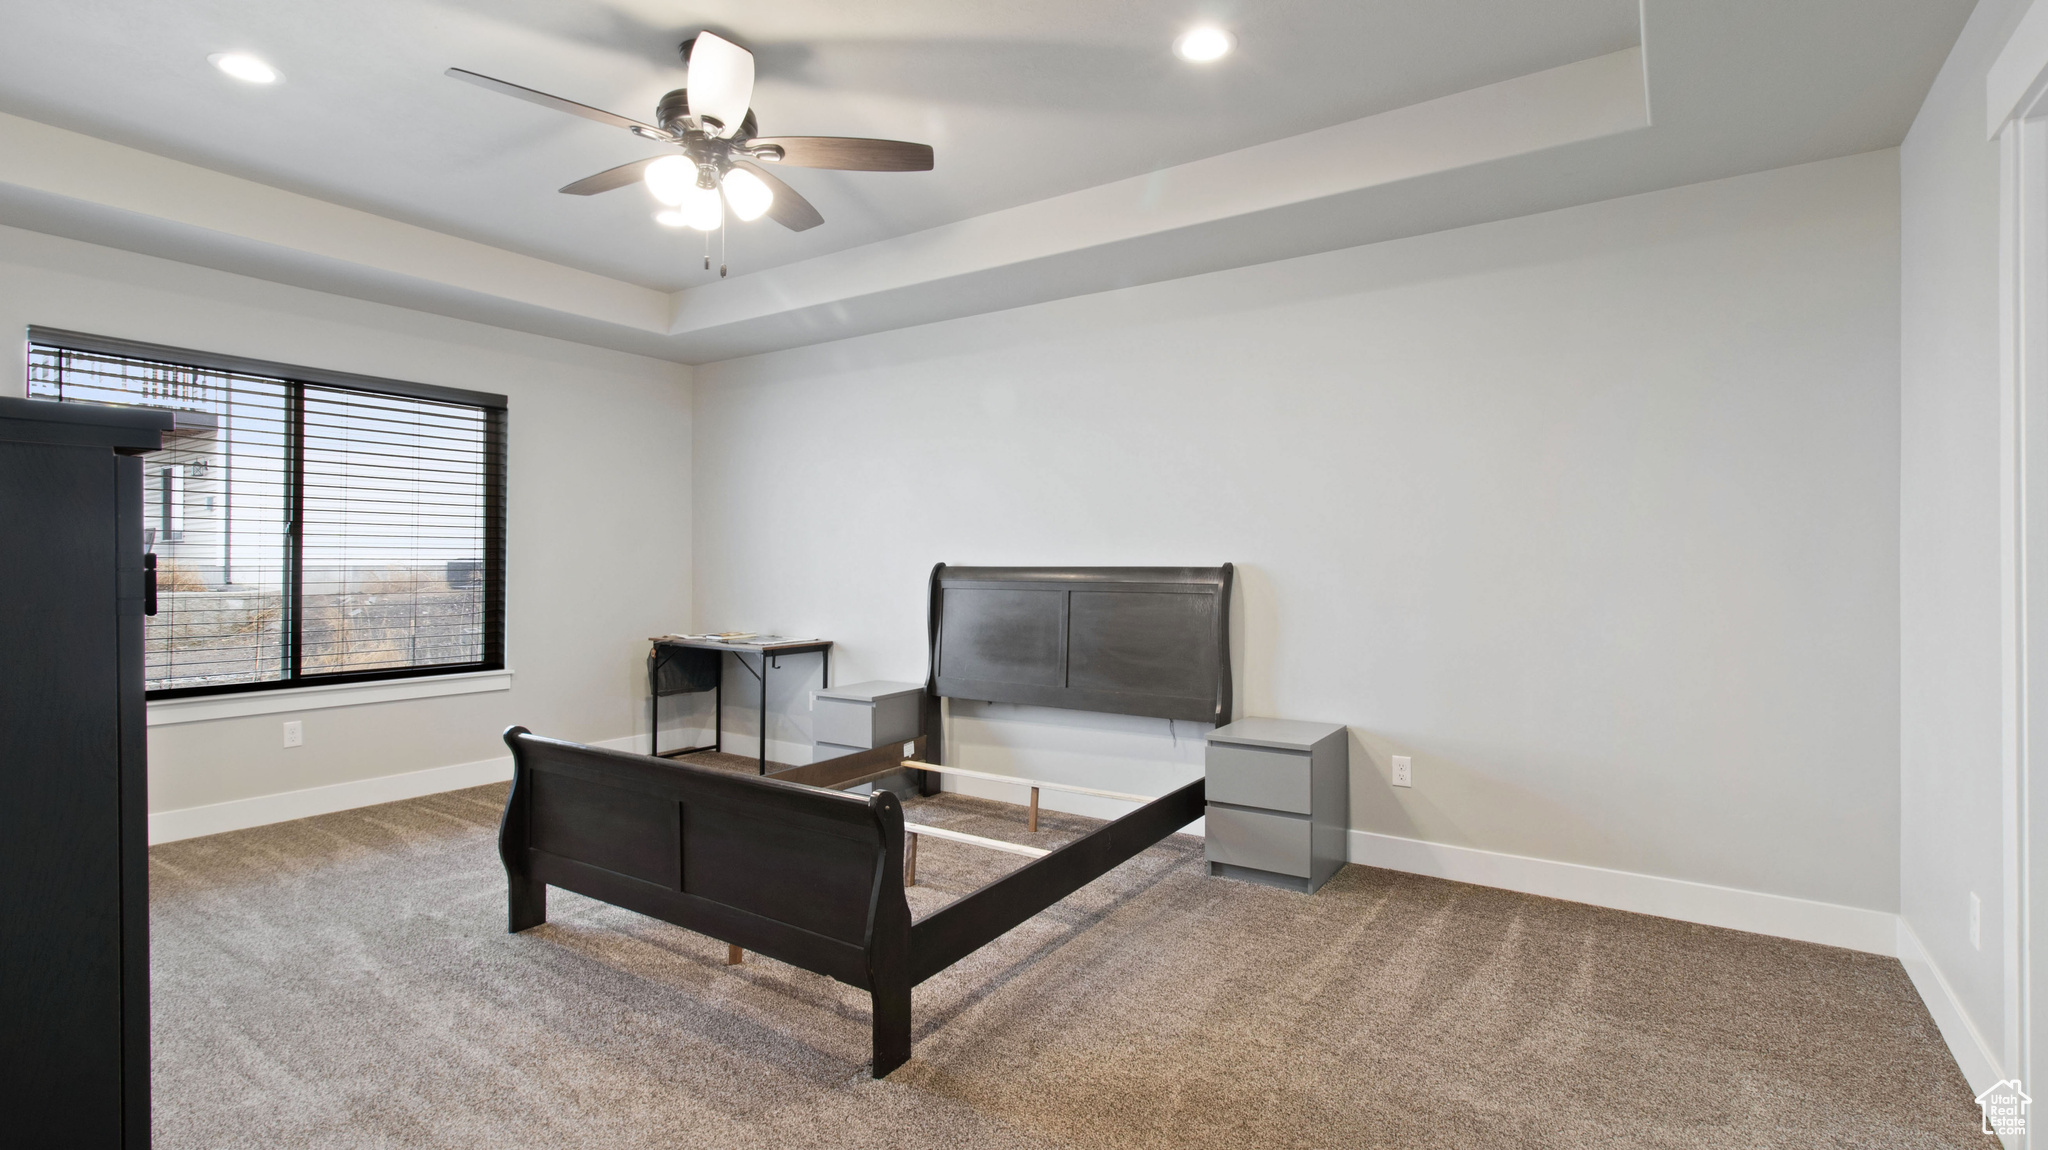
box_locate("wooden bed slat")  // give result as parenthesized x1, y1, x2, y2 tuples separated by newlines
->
(901, 761, 1157, 804)
(904, 823, 1050, 858)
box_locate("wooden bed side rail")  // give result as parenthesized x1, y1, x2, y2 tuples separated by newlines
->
(765, 737, 928, 791)
(906, 778, 1205, 986)
(498, 727, 916, 1072)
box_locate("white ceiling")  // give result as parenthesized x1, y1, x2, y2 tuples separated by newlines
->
(0, 0, 1639, 289)
(0, 1, 1980, 363)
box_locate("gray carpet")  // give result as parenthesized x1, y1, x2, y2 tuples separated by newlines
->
(151, 781, 1982, 1148)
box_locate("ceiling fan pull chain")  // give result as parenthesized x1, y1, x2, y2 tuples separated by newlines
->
(703, 227, 710, 271)
(719, 205, 729, 277)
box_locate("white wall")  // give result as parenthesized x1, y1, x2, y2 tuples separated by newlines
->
(1899, 0, 2033, 1081)
(0, 224, 693, 822)
(694, 150, 1903, 913)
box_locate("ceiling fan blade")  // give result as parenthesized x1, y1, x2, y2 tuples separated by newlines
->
(686, 32, 754, 139)
(731, 160, 823, 231)
(445, 68, 659, 134)
(745, 137, 934, 172)
(559, 157, 663, 196)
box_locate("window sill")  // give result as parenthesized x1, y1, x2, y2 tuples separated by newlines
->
(145, 669, 514, 727)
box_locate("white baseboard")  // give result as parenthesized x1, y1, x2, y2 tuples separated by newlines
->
(146, 735, 641, 845)
(1895, 917, 2005, 1097)
(774, 737, 821, 765)
(655, 729, 815, 767)
(1348, 828, 1996, 1110)
(1347, 828, 1897, 956)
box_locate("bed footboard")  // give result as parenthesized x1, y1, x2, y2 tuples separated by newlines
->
(500, 729, 1203, 1078)
(498, 727, 916, 1073)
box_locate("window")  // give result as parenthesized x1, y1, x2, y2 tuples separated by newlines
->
(27, 328, 507, 697)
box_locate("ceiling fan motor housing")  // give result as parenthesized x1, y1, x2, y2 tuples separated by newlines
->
(657, 89, 691, 133)
(656, 89, 758, 142)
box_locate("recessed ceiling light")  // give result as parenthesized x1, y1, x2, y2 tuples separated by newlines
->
(210, 53, 280, 84)
(1173, 27, 1234, 63)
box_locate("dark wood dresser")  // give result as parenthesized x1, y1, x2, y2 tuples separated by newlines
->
(0, 395, 171, 1149)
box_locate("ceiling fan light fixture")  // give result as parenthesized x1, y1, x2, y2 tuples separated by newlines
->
(675, 183, 725, 231)
(210, 52, 281, 83)
(1173, 27, 1234, 63)
(653, 210, 688, 228)
(722, 167, 774, 222)
(643, 155, 698, 206)
(686, 31, 755, 139)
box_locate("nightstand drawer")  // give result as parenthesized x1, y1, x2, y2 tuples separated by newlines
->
(1205, 741, 1311, 814)
(813, 697, 879, 748)
(812, 682, 921, 750)
(1204, 805, 1311, 877)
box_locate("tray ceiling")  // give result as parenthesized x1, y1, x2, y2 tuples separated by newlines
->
(0, 0, 1978, 363)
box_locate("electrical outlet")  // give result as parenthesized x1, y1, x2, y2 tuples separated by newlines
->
(1971, 892, 1982, 950)
(1391, 755, 1412, 787)
(282, 720, 303, 749)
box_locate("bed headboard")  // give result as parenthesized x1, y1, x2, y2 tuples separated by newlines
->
(925, 564, 1233, 725)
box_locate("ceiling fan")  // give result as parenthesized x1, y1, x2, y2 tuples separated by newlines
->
(447, 32, 934, 272)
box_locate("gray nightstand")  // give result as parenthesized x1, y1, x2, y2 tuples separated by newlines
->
(812, 680, 923, 799)
(1204, 718, 1349, 893)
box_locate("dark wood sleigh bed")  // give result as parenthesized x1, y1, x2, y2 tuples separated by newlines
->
(498, 564, 1232, 1076)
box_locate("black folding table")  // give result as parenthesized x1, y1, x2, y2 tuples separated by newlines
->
(648, 636, 832, 774)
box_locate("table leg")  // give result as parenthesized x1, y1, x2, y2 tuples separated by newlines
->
(758, 653, 769, 775)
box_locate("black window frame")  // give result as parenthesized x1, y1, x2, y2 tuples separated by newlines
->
(27, 327, 508, 700)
